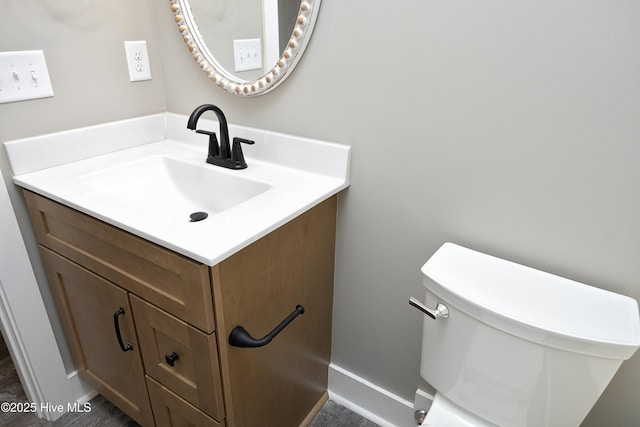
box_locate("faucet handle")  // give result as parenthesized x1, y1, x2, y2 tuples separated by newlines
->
(197, 130, 220, 159)
(231, 137, 255, 169)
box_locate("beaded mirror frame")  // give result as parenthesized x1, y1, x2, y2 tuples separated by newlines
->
(169, 0, 321, 96)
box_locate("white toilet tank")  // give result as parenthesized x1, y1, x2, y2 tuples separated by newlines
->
(416, 243, 640, 427)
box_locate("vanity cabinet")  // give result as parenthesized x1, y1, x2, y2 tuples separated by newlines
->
(23, 190, 336, 427)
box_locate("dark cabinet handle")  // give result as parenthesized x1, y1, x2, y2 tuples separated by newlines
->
(229, 305, 305, 348)
(113, 307, 133, 352)
(165, 352, 179, 366)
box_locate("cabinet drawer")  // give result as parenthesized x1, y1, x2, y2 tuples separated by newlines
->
(147, 376, 224, 427)
(131, 296, 224, 421)
(23, 190, 215, 333)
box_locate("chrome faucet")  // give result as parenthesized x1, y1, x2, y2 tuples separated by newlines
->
(187, 104, 254, 169)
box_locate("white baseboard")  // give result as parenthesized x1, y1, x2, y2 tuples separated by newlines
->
(44, 370, 95, 421)
(328, 363, 420, 427)
(66, 369, 98, 404)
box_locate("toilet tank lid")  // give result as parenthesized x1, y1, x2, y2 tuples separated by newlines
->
(421, 243, 640, 359)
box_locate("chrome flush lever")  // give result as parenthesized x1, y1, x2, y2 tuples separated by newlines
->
(409, 297, 449, 320)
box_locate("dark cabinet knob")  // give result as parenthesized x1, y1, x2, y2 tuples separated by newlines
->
(165, 352, 179, 367)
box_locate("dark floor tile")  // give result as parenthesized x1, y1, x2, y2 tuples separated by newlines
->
(2, 336, 377, 426)
(310, 400, 380, 427)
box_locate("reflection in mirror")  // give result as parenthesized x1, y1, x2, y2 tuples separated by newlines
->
(187, 1, 299, 81)
(170, 0, 321, 97)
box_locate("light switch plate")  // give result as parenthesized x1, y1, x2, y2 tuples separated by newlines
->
(233, 39, 262, 72)
(0, 50, 54, 104)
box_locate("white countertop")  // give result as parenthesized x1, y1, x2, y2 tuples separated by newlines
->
(5, 113, 350, 266)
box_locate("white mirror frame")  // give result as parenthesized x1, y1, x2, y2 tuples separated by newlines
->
(170, 0, 321, 97)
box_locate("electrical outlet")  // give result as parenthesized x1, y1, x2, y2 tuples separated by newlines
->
(124, 41, 151, 81)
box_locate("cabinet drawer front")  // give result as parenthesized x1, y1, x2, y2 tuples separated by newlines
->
(146, 376, 224, 427)
(40, 247, 154, 426)
(23, 190, 215, 333)
(131, 296, 224, 421)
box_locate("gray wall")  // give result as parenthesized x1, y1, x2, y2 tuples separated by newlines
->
(0, 0, 166, 371)
(154, 1, 640, 425)
(1, 1, 639, 425)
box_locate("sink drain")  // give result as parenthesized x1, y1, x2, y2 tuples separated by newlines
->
(189, 211, 208, 222)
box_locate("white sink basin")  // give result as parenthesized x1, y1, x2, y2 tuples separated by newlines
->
(80, 155, 271, 222)
(7, 113, 350, 265)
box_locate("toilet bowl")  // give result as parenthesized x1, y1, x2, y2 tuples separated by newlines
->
(411, 243, 640, 426)
(422, 392, 493, 426)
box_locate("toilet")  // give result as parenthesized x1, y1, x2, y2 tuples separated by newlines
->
(410, 243, 640, 426)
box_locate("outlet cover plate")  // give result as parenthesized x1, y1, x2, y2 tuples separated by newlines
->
(124, 41, 151, 81)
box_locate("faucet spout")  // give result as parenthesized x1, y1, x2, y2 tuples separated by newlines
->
(187, 104, 231, 158)
(186, 104, 254, 169)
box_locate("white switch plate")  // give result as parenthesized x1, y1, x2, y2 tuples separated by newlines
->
(0, 50, 54, 104)
(233, 39, 262, 72)
(124, 41, 151, 81)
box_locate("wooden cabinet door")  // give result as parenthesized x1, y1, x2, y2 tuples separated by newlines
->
(40, 247, 154, 426)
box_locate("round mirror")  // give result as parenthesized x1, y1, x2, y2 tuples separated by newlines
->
(170, 0, 321, 96)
